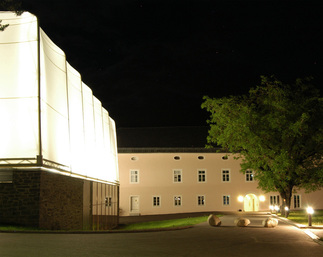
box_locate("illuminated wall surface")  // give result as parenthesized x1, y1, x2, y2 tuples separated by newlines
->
(0, 12, 119, 183)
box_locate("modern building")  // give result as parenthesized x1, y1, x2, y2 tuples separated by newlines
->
(0, 12, 119, 230)
(118, 128, 323, 217)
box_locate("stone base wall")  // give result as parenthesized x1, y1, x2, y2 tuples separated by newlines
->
(0, 168, 119, 230)
(0, 169, 41, 227)
(39, 171, 84, 230)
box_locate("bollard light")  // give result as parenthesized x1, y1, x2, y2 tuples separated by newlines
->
(274, 205, 279, 213)
(284, 206, 289, 218)
(307, 207, 314, 226)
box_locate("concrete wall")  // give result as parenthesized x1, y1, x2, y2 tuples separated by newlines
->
(118, 151, 323, 216)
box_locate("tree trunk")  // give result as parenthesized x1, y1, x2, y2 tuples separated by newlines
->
(279, 185, 293, 218)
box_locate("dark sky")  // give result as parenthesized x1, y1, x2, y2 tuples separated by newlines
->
(19, 0, 323, 128)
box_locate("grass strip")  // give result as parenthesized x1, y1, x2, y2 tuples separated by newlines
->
(116, 215, 210, 231)
(281, 210, 323, 226)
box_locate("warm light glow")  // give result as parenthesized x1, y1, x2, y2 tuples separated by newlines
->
(274, 205, 279, 211)
(307, 207, 314, 215)
(0, 12, 119, 183)
(284, 206, 289, 211)
(238, 195, 244, 202)
(269, 205, 274, 211)
(259, 195, 265, 202)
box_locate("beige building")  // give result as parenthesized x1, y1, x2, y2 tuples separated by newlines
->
(118, 147, 323, 216)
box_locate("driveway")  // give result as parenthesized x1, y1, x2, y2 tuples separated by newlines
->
(0, 213, 322, 257)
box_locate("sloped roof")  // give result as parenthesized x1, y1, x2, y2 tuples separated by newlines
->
(117, 126, 209, 148)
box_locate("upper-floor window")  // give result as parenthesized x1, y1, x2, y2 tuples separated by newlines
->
(173, 170, 182, 183)
(245, 170, 253, 182)
(198, 156, 204, 160)
(174, 156, 181, 160)
(198, 170, 206, 182)
(222, 169, 230, 182)
(130, 170, 139, 183)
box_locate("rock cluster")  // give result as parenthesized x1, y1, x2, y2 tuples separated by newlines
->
(263, 217, 278, 228)
(235, 218, 250, 227)
(207, 214, 222, 226)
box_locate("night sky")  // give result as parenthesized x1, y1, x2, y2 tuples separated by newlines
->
(17, 0, 323, 128)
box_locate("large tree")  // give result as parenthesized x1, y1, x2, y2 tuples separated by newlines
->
(0, 0, 24, 31)
(202, 76, 323, 216)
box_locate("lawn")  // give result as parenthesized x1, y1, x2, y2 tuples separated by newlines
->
(0, 215, 211, 232)
(282, 210, 323, 226)
(116, 215, 210, 231)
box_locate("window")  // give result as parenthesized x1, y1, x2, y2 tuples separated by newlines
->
(198, 156, 204, 160)
(174, 156, 181, 160)
(198, 170, 206, 182)
(223, 195, 230, 206)
(245, 170, 253, 182)
(198, 195, 205, 206)
(130, 170, 139, 183)
(105, 197, 112, 207)
(173, 170, 182, 182)
(293, 195, 301, 208)
(174, 196, 182, 206)
(222, 169, 230, 182)
(0, 170, 13, 183)
(270, 195, 280, 205)
(222, 155, 228, 160)
(153, 196, 160, 207)
(131, 156, 138, 161)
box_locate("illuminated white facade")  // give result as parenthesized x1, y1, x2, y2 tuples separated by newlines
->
(119, 149, 323, 216)
(0, 12, 118, 183)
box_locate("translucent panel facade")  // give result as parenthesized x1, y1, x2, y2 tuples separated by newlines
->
(0, 12, 118, 183)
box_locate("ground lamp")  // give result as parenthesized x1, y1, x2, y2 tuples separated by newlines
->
(284, 206, 289, 218)
(307, 207, 314, 227)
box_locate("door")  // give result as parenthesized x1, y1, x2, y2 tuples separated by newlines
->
(130, 196, 139, 213)
(244, 194, 259, 212)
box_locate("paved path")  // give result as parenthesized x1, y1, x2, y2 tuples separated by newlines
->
(0, 213, 322, 257)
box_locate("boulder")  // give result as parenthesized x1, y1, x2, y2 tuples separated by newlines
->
(263, 218, 278, 228)
(207, 214, 222, 227)
(235, 218, 250, 227)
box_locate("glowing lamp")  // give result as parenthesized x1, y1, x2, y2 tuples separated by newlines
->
(307, 207, 314, 227)
(307, 207, 314, 215)
(238, 196, 244, 202)
(259, 195, 265, 202)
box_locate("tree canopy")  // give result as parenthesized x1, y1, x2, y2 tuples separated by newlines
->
(0, 0, 24, 31)
(202, 76, 323, 214)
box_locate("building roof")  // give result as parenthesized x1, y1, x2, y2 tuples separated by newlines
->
(117, 126, 209, 148)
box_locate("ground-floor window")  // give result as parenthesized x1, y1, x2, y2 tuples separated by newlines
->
(293, 195, 301, 208)
(270, 195, 280, 206)
(223, 195, 230, 206)
(174, 196, 182, 206)
(197, 195, 205, 206)
(153, 196, 160, 207)
(105, 196, 112, 207)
